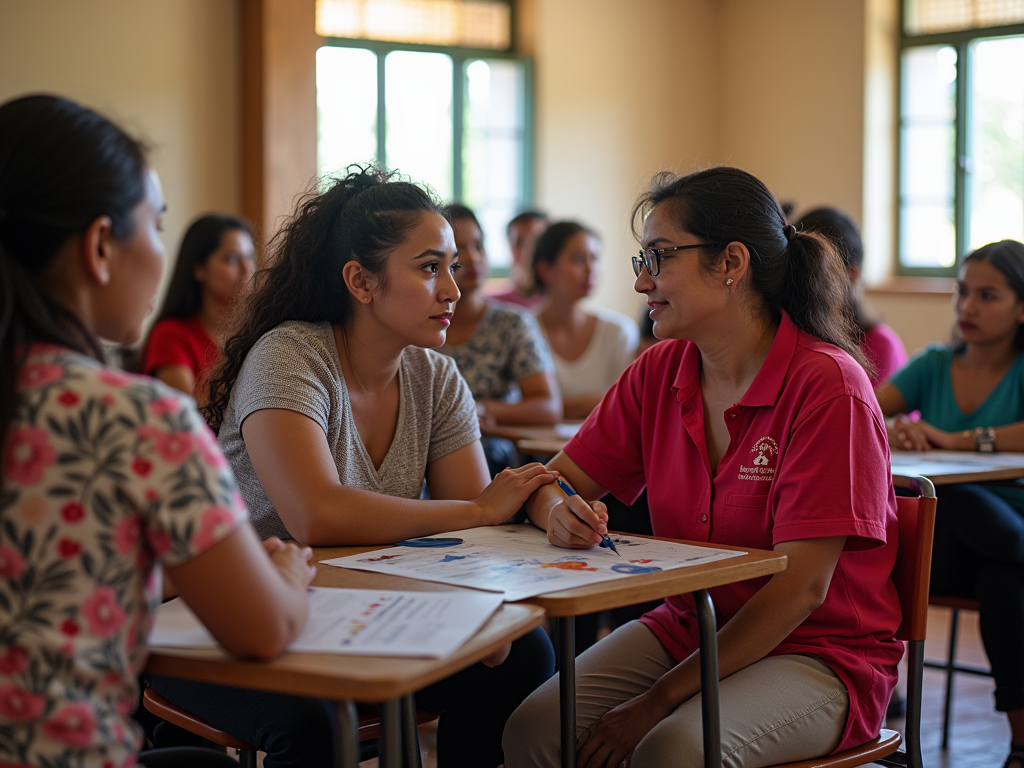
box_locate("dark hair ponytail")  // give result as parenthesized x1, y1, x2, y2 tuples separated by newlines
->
(632, 167, 868, 371)
(963, 239, 1024, 350)
(0, 94, 148, 456)
(203, 164, 442, 431)
(153, 213, 253, 322)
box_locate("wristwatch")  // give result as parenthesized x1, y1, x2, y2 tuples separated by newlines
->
(974, 426, 997, 453)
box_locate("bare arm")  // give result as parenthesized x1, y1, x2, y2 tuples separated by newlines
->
(152, 365, 195, 399)
(876, 382, 908, 418)
(480, 372, 563, 425)
(165, 525, 314, 660)
(242, 408, 556, 545)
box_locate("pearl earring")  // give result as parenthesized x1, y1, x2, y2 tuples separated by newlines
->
(726, 278, 734, 293)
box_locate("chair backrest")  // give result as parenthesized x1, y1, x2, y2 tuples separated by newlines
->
(891, 475, 937, 643)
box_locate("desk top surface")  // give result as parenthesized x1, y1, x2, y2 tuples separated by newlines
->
(314, 537, 787, 617)
(145, 569, 544, 702)
(890, 450, 1024, 485)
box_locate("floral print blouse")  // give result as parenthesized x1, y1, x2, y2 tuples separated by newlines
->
(0, 345, 247, 768)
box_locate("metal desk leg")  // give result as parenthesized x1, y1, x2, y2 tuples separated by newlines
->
(335, 700, 360, 768)
(401, 693, 423, 768)
(557, 616, 577, 768)
(380, 698, 403, 768)
(694, 589, 721, 768)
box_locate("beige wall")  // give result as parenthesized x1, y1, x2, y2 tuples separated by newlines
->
(533, 0, 718, 320)
(0, 0, 242, 311)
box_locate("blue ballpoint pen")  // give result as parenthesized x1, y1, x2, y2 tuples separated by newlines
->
(556, 478, 620, 556)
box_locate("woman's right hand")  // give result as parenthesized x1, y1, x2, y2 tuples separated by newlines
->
(262, 537, 317, 589)
(474, 463, 559, 525)
(546, 495, 609, 549)
(887, 414, 931, 451)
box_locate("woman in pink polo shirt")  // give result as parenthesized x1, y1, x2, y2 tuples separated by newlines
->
(504, 167, 901, 768)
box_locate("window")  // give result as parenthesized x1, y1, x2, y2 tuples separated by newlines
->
(315, 0, 531, 272)
(898, 1, 1024, 274)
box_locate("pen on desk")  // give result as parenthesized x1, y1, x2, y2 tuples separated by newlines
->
(556, 478, 620, 556)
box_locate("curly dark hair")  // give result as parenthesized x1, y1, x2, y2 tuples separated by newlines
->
(202, 165, 443, 431)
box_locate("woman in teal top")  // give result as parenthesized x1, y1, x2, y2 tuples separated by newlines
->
(877, 239, 1024, 768)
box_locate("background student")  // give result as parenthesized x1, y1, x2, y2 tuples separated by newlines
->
(877, 239, 1024, 768)
(504, 167, 901, 768)
(152, 167, 557, 768)
(533, 221, 639, 419)
(795, 207, 907, 386)
(0, 94, 313, 768)
(141, 213, 255, 403)
(488, 209, 548, 309)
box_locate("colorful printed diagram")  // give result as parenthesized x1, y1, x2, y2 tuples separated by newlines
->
(324, 525, 744, 602)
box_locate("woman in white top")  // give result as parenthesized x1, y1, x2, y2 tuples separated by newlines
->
(533, 221, 639, 418)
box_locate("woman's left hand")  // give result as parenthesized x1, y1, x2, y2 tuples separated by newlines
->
(915, 420, 971, 451)
(575, 690, 672, 768)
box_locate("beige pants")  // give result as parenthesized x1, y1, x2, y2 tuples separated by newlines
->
(503, 622, 848, 768)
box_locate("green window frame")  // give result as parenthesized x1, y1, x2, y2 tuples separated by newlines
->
(316, 36, 535, 276)
(897, 4, 1024, 276)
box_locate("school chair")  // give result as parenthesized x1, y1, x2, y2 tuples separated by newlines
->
(923, 594, 991, 748)
(768, 474, 936, 768)
(143, 685, 437, 765)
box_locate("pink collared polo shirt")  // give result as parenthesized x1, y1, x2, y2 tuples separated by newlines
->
(564, 311, 902, 752)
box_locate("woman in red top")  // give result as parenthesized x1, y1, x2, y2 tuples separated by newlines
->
(503, 167, 901, 768)
(141, 214, 255, 403)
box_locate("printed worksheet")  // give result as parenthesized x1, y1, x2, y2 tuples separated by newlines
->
(321, 525, 744, 601)
(150, 587, 503, 658)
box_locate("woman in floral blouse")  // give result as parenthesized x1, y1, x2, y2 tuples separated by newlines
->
(0, 95, 315, 768)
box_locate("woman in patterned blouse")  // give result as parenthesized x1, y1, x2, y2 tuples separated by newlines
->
(0, 95, 315, 768)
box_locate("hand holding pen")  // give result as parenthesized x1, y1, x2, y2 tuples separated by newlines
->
(548, 478, 619, 555)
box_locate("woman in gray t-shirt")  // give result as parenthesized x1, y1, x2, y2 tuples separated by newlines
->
(152, 167, 558, 768)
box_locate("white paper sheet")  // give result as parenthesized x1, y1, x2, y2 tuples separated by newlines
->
(149, 587, 503, 658)
(321, 525, 744, 601)
(891, 450, 1024, 478)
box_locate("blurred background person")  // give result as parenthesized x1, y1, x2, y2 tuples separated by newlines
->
(533, 221, 638, 419)
(489, 209, 548, 309)
(141, 214, 255, 403)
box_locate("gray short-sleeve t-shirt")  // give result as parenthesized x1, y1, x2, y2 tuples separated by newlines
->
(218, 321, 481, 539)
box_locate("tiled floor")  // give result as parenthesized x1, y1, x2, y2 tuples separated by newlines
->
(356, 606, 1009, 767)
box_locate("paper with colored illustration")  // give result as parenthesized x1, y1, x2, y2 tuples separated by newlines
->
(321, 524, 745, 601)
(150, 587, 503, 657)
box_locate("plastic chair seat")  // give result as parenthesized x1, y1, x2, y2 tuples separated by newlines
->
(768, 729, 902, 768)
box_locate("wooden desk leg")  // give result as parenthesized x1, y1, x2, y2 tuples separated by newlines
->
(401, 693, 423, 768)
(380, 698, 403, 768)
(557, 615, 577, 768)
(694, 589, 721, 768)
(335, 700, 360, 768)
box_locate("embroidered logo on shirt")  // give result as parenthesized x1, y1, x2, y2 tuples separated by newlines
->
(738, 436, 778, 482)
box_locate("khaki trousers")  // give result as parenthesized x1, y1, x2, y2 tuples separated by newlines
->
(503, 622, 848, 768)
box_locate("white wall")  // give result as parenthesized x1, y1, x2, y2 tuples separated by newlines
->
(0, 0, 242, 309)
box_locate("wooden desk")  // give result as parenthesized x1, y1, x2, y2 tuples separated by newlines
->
(314, 539, 786, 768)
(146, 554, 544, 768)
(891, 450, 1024, 485)
(481, 421, 582, 443)
(524, 538, 787, 768)
(516, 436, 569, 456)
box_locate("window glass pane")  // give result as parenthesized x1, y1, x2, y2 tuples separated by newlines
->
(316, 46, 378, 178)
(967, 35, 1024, 251)
(900, 45, 958, 268)
(385, 51, 454, 200)
(462, 58, 526, 270)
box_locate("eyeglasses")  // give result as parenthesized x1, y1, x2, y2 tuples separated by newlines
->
(631, 243, 718, 278)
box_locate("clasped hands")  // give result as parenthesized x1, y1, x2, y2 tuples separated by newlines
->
(887, 414, 971, 452)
